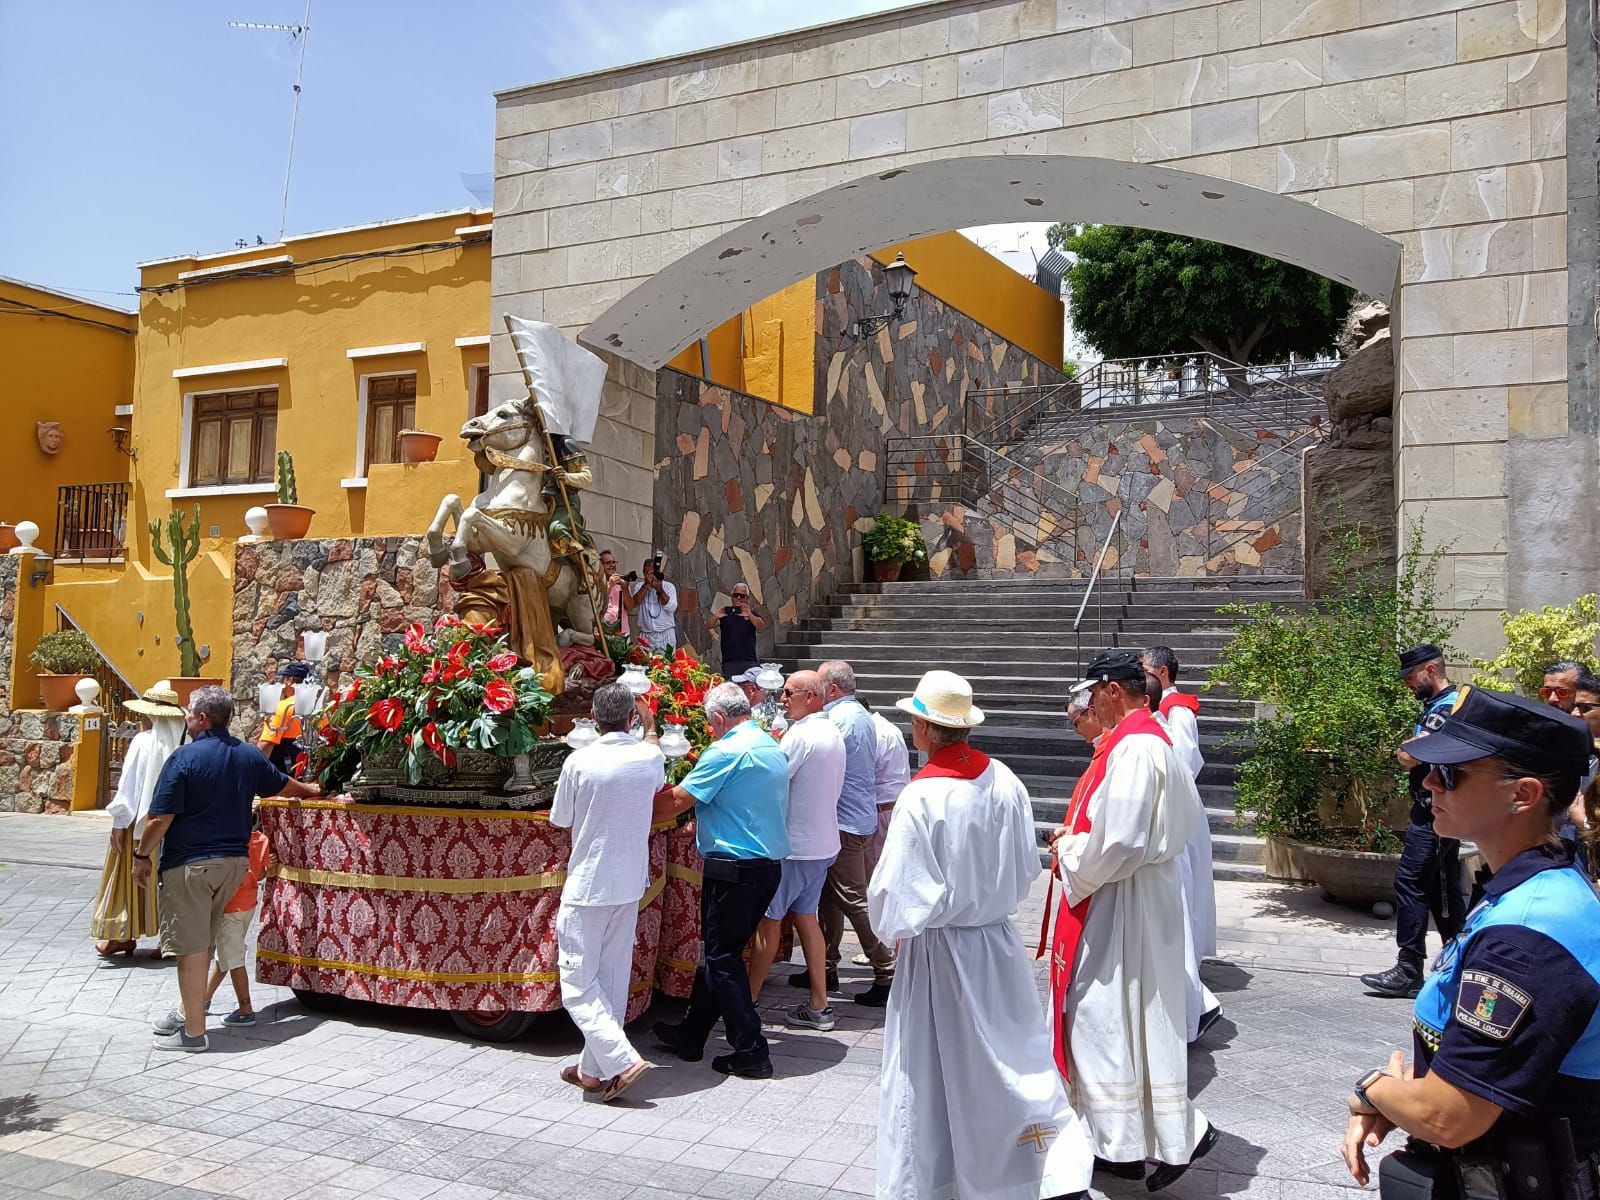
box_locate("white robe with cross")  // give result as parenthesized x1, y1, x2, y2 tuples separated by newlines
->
(868, 755, 1093, 1200)
(1055, 728, 1210, 1166)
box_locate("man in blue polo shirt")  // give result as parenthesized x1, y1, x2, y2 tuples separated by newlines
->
(650, 681, 789, 1078)
(133, 686, 321, 1052)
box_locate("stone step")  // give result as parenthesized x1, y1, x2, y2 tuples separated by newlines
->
(807, 669, 1247, 704)
(1029, 827, 1266, 876)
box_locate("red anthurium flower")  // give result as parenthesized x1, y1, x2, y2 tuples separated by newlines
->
(422, 659, 443, 685)
(375, 656, 399, 677)
(433, 614, 462, 631)
(341, 682, 361, 702)
(404, 624, 430, 654)
(663, 714, 690, 725)
(469, 621, 502, 636)
(368, 698, 404, 731)
(487, 652, 519, 673)
(483, 680, 516, 714)
(448, 640, 471, 667)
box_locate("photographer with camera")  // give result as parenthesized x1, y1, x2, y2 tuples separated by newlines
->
(706, 583, 766, 678)
(1341, 686, 1600, 1200)
(626, 554, 678, 652)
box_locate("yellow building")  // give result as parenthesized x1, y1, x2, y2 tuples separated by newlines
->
(40, 208, 494, 695)
(667, 231, 1064, 411)
(0, 276, 136, 552)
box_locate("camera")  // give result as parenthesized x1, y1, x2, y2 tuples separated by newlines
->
(624, 571, 638, 582)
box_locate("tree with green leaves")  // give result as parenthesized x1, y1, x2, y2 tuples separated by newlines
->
(1047, 223, 1352, 367)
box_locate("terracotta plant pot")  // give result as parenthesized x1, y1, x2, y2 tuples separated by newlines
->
(37, 673, 91, 712)
(264, 504, 315, 540)
(168, 677, 224, 707)
(0, 524, 19, 553)
(397, 430, 443, 464)
(872, 560, 904, 582)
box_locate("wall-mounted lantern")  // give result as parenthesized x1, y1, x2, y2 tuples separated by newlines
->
(848, 253, 918, 340)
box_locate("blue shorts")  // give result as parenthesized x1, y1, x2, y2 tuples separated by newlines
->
(765, 856, 835, 919)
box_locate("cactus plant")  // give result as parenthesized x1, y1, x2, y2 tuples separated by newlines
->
(276, 450, 298, 505)
(150, 505, 203, 677)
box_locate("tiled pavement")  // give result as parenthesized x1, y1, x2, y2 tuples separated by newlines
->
(0, 811, 1439, 1200)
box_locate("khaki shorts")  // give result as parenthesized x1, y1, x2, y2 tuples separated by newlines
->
(214, 908, 255, 972)
(158, 857, 248, 958)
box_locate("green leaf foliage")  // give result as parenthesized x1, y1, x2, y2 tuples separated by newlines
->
(1209, 524, 1458, 850)
(29, 630, 101, 676)
(1056, 224, 1353, 365)
(862, 512, 927, 566)
(1471, 595, 1600, 697)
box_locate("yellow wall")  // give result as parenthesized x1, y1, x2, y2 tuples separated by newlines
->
(666, 232, 1063, 407)
(0, 279, 135, 550)
(871, 232, 1064, 368)
(36, 209, 492, 695)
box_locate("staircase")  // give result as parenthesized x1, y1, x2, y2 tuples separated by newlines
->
(776, 573, 1309, 882)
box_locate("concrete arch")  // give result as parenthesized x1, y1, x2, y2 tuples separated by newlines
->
(582, 154, 1400, 370)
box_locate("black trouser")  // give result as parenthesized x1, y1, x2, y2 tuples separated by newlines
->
(1395, 801, 1464, 964)
(677, 855, 781, 1063)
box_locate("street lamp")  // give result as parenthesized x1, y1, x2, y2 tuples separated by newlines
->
(848, 253, 918, 340)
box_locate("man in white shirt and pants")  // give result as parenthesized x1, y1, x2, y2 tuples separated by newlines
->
(869, 670, 1093, 1200)
(551, 681, 664, 1103)
(863, 704, 910, 881)
(747, 670, 845, 1031)
(627, 556, 679, 651)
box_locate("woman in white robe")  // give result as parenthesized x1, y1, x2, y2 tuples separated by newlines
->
(90, 683, 185, 956)
(869, 669, 1093, 1200)
(1055, 692, 1214, 1180)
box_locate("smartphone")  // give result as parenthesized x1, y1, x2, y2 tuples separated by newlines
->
(724, 605, 738, 616)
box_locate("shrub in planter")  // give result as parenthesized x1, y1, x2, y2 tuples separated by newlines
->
(862, 513, 927, 581)
(1471, 594, 1600, 697)
(29, 630, 102, 711)
(1210, 524, 1456, 854)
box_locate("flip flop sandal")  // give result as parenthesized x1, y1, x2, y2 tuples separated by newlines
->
(560, 1064, 602, 1093)
(601, 1060, 652, 1104)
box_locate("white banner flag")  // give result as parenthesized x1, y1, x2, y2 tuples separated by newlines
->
(504, 314, 606, 446)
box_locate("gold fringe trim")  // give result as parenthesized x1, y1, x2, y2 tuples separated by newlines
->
(267, 863, 566, 894)
(260, 797, 678, 834)
(256, 947, 559, 985)
(660, 955, 699, 973)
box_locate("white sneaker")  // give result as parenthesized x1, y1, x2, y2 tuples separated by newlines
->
(785, 1004, 837, 1032)
(152, 1030, 208, 1053)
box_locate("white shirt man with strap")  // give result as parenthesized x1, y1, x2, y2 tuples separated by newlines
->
(628, 557, 678, 651)
(551, 682, 665, 1102)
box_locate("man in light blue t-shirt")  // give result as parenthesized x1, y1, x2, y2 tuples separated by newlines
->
(650, 682, 788, 1079)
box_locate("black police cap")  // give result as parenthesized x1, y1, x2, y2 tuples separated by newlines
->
(278, 661, 311, 680)
(1069, 649, 1147, 694)
(1399, 684, 1592, 778)
(1397, 643, 1444, 677)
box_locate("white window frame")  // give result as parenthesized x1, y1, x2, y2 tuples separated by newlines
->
(355, 368, 419, 477)
(173, 384, 280, 494)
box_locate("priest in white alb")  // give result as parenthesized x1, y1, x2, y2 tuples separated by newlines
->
(1143, 646, 1222, 1042)
(1045, 650, 1219, 1191)
(868, 671, 1092, 1200)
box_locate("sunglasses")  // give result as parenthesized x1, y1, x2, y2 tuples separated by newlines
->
(1540, 685, 1576, 700)
(1431, 762, 1523, 791)
(1574, 701, 1600, 715)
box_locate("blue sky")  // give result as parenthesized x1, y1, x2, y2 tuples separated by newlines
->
(0, 0, 918, 304)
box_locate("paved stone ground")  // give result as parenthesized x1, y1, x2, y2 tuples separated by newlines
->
(0, 812, 1438, 1200)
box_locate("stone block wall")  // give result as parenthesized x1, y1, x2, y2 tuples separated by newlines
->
(652, 254, 1064, 668)
(913, 408, 1307, 580)
(0, 557, 80, 814)
(230, 539, 453, 739)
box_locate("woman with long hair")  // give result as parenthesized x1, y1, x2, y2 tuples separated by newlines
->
(91, 681, 186, 956)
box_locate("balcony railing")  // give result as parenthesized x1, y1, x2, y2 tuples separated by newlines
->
(54, 482, 131, 562)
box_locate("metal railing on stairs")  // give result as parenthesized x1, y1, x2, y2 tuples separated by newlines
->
(1072, 510, 1124, 675)
(54, 605, 140, 807)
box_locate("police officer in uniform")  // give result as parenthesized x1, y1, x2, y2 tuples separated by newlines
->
(1341, 686, 1600, 1200)
(1362, 644, 1467, 999)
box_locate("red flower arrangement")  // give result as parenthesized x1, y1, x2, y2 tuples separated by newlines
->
(311, 615, 553, 788)
(643, 646, 724, 785)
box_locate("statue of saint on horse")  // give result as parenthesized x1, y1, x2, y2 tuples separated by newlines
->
(425, 318, 611, 697)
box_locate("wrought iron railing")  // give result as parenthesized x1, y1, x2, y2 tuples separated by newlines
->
(54, 604, 140, 806)
(54, 482, 131, 562)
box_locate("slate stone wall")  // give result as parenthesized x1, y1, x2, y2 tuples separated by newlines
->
(230, 539, 452, 739)
(652, 255, 1066, 668)
(0, 555, 81, 814)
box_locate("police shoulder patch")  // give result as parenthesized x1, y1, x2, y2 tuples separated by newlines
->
(1455, 969, 1531, 1041)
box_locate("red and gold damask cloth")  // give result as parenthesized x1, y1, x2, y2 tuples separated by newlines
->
(1039, 708, 1170, 1077)
(256, 798, 699, 1022)
(653, 821, 703, 996)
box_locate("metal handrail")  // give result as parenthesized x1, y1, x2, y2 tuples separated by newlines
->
(1073, 510, 1122, 633)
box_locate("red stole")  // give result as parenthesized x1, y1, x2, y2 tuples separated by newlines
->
(1159, 690, 1200, 720)
(1042, 707, 1172, 1078)
(915, 741, 990, 782)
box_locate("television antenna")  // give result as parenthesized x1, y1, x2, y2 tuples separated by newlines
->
(229, 0, 312, 243)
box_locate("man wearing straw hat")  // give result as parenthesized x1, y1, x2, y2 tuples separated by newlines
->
(90, 680, 187, 959)
(868, 670, 1092, 1200)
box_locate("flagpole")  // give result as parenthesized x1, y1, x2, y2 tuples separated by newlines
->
(502, 315, 611, 650)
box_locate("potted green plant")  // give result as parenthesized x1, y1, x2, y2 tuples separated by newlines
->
(862, 512, 928, 582)
(150, 505, 222, 705)
(265, 450, 316, 540)
(29, 629, 101, 711)
(1472, 594, 1600, 696)
(1210, 525, 1459, 905)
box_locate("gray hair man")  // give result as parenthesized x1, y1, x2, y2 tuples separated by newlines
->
(651, 681, 791, 1078)
(550, 681, 664, 1102)
(796, 660, 895, 1006)
(136, 686, 322, 1052)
